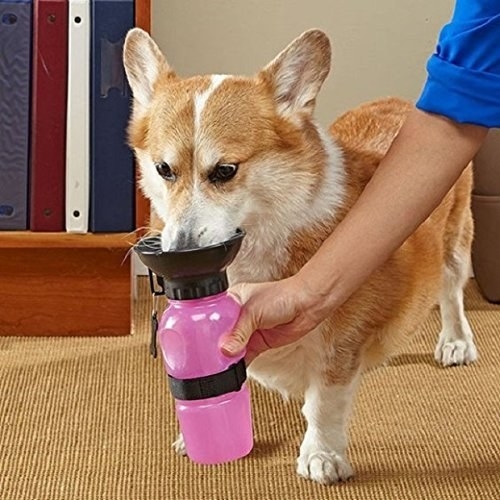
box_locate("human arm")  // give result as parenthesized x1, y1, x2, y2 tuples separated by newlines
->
(221, 109, 487, 363)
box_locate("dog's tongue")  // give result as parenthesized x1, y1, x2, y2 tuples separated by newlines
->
(134, 230, 245, 300)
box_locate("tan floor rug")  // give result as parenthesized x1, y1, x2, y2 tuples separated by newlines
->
(0, 278, 499, 500)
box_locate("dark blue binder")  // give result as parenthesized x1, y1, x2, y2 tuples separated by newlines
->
(0, 0, 32, 230)
(90, 0, 135, 232)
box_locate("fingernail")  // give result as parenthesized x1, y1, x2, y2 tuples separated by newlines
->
(221, 340, 241, 355)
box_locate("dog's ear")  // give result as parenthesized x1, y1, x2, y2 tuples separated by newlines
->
(259, 29, 331, 119)
(123, 28, 175, 110)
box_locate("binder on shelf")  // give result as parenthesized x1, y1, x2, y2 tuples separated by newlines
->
(65, 0, 90, 233)
(30, 0, 68, 232)
(90, 0, 135, 232)
(0, 0, 32, 230)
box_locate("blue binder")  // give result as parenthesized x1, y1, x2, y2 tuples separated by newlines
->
(90, 0, 135, 232)
(0, 0, 32, 230)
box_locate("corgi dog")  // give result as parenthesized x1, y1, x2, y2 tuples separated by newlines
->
(123, 28, 478, 485)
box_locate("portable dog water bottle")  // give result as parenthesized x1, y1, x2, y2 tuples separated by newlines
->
(134, 230, 253, 464)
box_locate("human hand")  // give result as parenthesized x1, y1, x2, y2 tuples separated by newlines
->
(220, 275, 328, 364)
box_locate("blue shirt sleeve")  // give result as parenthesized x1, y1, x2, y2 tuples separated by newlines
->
(416, 0, 500, 127)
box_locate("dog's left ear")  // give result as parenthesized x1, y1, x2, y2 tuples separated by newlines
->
(260, 29, 331, 119)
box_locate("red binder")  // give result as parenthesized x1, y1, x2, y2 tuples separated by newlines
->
(30, 0, 68, 231)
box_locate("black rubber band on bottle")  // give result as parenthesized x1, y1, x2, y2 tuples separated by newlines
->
(167, 359, 247, 401)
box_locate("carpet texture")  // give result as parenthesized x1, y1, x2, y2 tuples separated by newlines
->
(1, 278, 499, 500)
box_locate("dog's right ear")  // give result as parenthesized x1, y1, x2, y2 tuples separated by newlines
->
(123, 28, 175, 110)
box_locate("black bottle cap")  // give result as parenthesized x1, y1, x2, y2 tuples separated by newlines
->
(133, 229, 245, 300)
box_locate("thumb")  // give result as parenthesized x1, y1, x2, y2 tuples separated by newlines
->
(220, 288, 257, 357)
(220, 311, 256, 357)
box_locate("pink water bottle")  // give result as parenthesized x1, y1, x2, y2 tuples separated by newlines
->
(134, 230, 253, 464)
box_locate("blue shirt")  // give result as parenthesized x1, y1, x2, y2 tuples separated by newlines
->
(416, 1, 500, 127)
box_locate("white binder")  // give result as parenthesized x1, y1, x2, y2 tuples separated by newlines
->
(66, 0, 90, 233)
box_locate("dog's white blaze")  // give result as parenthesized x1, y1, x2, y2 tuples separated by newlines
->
(194, 74, 228, 135)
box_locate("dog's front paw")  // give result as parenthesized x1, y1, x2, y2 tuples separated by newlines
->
(434, 335, 478, 367)
(172, 433, 187, 456)
(297, 450, 353, 485)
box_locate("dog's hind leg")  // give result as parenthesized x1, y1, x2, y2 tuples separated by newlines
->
(435, 239, 478, 366)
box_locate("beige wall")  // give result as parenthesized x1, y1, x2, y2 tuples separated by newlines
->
(151, 0, 454, 126)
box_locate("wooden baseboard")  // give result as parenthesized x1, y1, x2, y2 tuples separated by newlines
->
(0, 246, 132, 336)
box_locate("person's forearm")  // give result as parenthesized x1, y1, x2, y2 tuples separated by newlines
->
(297, 109, 488, 311)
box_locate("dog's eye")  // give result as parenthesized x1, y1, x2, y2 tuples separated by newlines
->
(155, 162, 176, 181)
(209, 163, 238, 183)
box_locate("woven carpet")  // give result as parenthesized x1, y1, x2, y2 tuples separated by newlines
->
(1, 278, 499, 500)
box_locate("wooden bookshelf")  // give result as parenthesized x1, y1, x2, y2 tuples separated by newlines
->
(0, 0, 150, 337)
(0, 231, 135, 249)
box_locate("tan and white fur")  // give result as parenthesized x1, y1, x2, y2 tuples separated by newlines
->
(123, 28, 477, 485)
